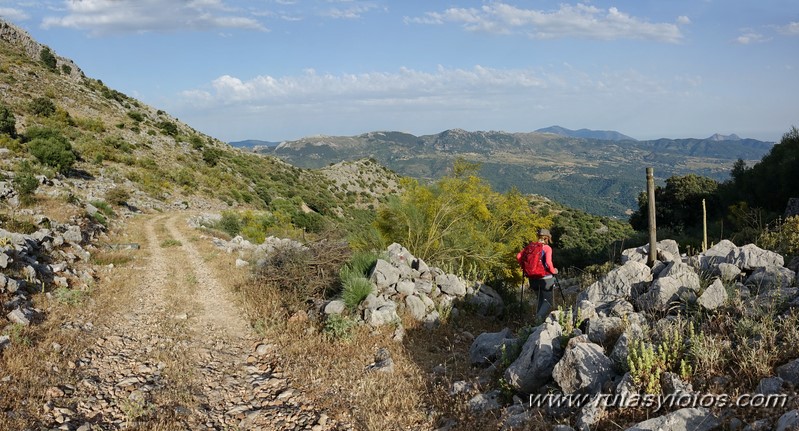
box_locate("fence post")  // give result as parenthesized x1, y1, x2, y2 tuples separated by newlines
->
(702, 199, 708, 252)
(647, 168, 657, 266)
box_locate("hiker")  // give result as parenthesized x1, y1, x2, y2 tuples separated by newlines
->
(517, 228, 558, 320)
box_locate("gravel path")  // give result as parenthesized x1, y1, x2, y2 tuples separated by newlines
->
(40, 213, 340, 430)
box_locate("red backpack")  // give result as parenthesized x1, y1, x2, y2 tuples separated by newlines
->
(520, 242, 548, 278)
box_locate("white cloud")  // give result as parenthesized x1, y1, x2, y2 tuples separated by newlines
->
(179, 65, 692, 111)
(171, 65, 710, 141)
(734, 30, 770, 44)
(41, 0, 266, 34)
(0, 7, 29, 21)
(777, 21, 799, 35)
(323, 2, 378, 19)
(407, 2, 686, 43)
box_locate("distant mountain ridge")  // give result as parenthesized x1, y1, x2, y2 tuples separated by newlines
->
(255, 128, 773, 217)
(229, 139, 280, 149)
(535, 126, 637, 141)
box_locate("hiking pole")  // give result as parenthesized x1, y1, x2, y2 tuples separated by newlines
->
(555, 276, 566, 303)
(520, 277, 525, 303)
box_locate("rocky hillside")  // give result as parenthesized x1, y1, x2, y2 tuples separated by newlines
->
(468, 239, 799, 429)
(0, 18, 399, 220)
(317, 158, 403, 210)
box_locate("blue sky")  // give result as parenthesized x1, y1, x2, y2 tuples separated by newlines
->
(2, 1, 797, 143)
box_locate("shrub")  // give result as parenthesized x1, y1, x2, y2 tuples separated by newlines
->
(375, 159, 550, 282)
(0, 104, 17, 138)
(189, 134, 205, 150)
(293, 211, 326, 234)
(172, 168, 196, 188)
(12, 161, 38, 205)
(627, 325, 691, 394)
(39, 47, 57, 71)
(29, 97, 56, 117)
(759, 215, 799, 258)
(27, 128, 76, 174)
(105, 186, 130, 205)
(127, 111, 145, 123)
(157, 120, 178, 136)
(323, 314, 358, 341)
(202, 147, 222, 166)
(217, 211, 241, 237)
(61, 64, 71, 75)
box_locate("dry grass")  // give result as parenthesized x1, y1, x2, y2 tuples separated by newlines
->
(22, 195, 83, 224)
(236, 257, 516, 431)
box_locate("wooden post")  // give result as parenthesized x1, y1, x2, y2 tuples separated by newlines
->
(702, 199, 708, 252)
(647, 168, 657, 266)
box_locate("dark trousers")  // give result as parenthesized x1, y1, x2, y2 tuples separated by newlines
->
(529, 277, 555, 320)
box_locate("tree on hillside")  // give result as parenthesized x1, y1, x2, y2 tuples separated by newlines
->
(39, 46, 57, 71)
(630, 174, 719, 232)
(721, 126, 799, 214)
(553, 209, 634, 268)
(374, 158, 551, 281)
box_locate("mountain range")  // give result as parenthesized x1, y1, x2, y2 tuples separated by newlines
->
(249, 128, 773, 217)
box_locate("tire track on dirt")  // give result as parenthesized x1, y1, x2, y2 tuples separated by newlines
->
(163, 214, 251, 339)
(39, 212, 341, 430)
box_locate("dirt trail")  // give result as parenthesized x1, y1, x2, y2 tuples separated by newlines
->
(41, 212, 336, 430)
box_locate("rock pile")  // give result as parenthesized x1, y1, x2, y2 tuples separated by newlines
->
(1, 213, 100, 347)
(322, 243, 504, 334)
(468, 239, 799, 430)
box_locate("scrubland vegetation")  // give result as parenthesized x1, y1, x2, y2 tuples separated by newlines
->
(223, 126, 799, 429)
(1, 27, 798, 429)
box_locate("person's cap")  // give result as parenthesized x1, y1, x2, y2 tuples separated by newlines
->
(537, 228, 550, 236)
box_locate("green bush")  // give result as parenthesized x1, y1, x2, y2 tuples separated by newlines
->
(217, 211, 242, 237)
(375, 159, 550, 282)
(26, 128, 76, 174)
(29, 97, 56, 117)
(189, 135, 205, 150)
(202, 147, 222, 166)
(39, 47, 57, 71)
(293, 211, 326, 234)
(627, 325, 691, 394)
(0, 104, 17, 138)
(126, 111, 145, 123)
(759, 215, 799, 258)
(12, 161, 38, 205)
(157, 120, 178, 136)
